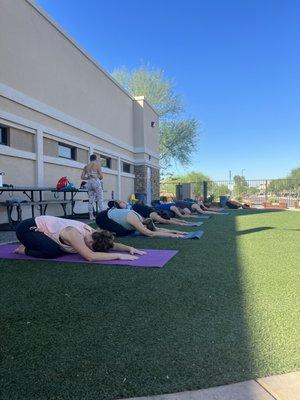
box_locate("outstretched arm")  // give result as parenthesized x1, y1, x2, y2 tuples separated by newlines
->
(113, 242, 146, 255)
(127, 213, 186, 238)
(81, 166, 88, 180)
(62, 228, 138, 261)
(156, 227, 188, 234)
(151, 212, 190, 226)
(169, 218, 191, 225)
(150, 212, 174, 225)
(170, 205, 187, 218)
(96, 162, 104, 180)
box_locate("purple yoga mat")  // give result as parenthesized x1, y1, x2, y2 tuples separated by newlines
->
(0, 244, 177, 269)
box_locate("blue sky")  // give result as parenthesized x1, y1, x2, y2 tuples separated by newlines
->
(36, 0, 300, 180)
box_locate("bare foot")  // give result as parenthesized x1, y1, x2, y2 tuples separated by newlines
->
(14, 244, 26, 255)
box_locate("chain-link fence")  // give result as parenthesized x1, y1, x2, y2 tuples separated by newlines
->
(160, 179, 300, 208)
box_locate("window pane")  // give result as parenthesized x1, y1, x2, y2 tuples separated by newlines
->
(59, 145, 72, 158)
(101, 156, 111, 168)
(122, 163, 131, 173)
(58, 143, 76, 159)
(0, 127, 8, 145)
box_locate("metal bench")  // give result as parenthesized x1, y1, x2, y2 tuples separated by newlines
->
(0, 199, 71, 226)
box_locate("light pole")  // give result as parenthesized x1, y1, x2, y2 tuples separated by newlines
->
(241, 169, 245, 177)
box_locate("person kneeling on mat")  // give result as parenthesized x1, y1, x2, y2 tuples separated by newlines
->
(14, 215, 145, 261)
(96, 204, 187, 238)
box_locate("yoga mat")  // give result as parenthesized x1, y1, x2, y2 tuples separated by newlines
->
(182, 230, 204, 239)
(137, 230, 204, 240)
(0, 244, 178, 269)
(191, 215, 211, 219)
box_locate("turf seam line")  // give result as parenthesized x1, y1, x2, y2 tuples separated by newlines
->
(255, 379, 278, 400)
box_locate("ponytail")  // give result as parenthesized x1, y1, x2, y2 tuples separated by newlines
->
(107, 200, 121, 209)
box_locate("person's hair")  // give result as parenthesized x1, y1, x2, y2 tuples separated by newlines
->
(142, 218, 156, 231)
(91, 230, 115, 252)
(160, 196, 168, 203)
(157, 210, 170, 220)
(90, 154, 97, 161)
(108, 200, 121, 209)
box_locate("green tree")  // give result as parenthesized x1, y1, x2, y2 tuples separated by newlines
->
(178, 171, 210, 196)
(268, 167, 300, 193)
(112, 66, 199, 168)
(233, 175, 249, 198)
(160, 171, 210, 197)
(212, 184, 230, 198)
(287, 167, 300, 181)
(246, 186, 260, 196)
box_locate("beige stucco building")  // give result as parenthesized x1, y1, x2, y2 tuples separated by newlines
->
(0, 0, 160, 221)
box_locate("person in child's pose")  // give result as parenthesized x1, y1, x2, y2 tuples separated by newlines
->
(175, 200, 222, 215)
(110, 200, 194, 226)
(14, 215, 145, 261)
(96, 205, 187, 238)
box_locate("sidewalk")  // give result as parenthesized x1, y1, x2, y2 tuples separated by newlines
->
(120, 371, 300, 400)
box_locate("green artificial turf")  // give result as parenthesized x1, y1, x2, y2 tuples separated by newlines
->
(0, 210, 299, 399)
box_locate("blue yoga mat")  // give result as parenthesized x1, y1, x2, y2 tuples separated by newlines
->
(192, 215, 211, 219)
(181, 230, 204, 239)
(133, 230, 204, 239)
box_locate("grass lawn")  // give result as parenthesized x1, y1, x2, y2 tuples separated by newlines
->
(0, 209, 299, 400)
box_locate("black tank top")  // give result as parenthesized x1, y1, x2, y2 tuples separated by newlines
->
(132, 204, 156, 218)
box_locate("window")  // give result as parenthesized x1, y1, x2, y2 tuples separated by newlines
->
(100, 155, 111, 169)
(58, 143, 76, 160)
(0, 126, 9, 146)
(122, 162, 131, 173)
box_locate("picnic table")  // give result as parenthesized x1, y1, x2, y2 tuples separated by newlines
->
(0, 186, 89, 230)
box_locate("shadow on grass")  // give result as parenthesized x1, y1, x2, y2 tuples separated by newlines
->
(236, 226, 274, 236)
(0, 209, 298, 399)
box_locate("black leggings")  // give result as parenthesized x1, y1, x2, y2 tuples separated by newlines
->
(16, 218, 64, 259)
(96, 210, 133, 237)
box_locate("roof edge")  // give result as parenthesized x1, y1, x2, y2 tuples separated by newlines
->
(134, 96, 159, 116)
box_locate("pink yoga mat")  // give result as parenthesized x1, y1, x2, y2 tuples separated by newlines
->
(0, 244, 178, 269)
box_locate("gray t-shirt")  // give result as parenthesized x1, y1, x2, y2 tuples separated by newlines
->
(107, 208, 143, 230)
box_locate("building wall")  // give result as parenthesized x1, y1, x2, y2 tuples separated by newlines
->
(133, 97, 159, 157)
(121, 176, 135, 202)
(0, 155, 35, 186)
(0, 0, 135, 146)
(142, 100, 160, 153)
(0, 155, 36, 223)
(0, 0, 160, 223)
(9, 127, 35, 152)
(0, 96, 136, 160)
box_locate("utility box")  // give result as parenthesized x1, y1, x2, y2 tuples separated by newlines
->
(176, 183, 195, 200)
